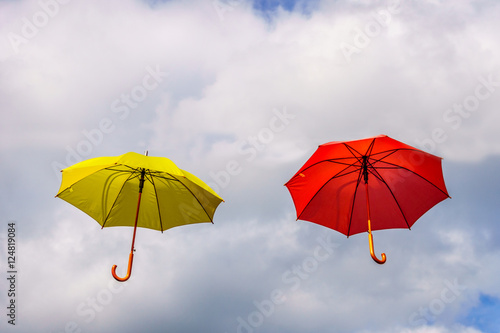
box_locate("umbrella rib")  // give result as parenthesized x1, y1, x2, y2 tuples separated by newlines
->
(56, 164, 135, 196)
(101, 170, 139, 228)
(147, 171, 165, 233)
(170, 174, 214, 223)
(150, 173, 181, 182)
(368, 149, 399, 166)
(104, 165, 137, 173)
(363, 138, 377, 157)
(370, 148, 426, 159)
(287, 157, 358, 181)
(369, 147, 441, 169)
(370, 152, 450, 198)
(396, 164, 449, 197)
(347, 139, 388, 236)
(289, 141, 373, 182)
(366, 160, 411, 229)
(327, 166, 363, 179)
(342, 143, 364, 159)
(368, 147, 449, 197)
(101, 170, 130, 224)
(324, 158, 361, 166)
(345, 139, 375, 237)
(346, 167, 364, 237)
(297, 162, 361, 222)
(145, 171, 185, 231)
(343, 138, 376, 160)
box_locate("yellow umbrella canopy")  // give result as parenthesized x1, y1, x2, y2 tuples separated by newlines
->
(56, 151, 223, 281)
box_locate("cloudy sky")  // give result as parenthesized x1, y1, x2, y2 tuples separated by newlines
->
(1, 0, 500, 332)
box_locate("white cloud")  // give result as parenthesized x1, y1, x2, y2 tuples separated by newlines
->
(1, 0, 500, 332)
(398, 325, 483, 333)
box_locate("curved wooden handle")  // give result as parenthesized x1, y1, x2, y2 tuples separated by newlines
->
(112, 251, 134, 282)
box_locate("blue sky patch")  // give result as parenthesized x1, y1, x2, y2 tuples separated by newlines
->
(461, 294, 500, 333)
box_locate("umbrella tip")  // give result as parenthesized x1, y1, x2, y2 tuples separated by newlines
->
(144, 150, 149, 156)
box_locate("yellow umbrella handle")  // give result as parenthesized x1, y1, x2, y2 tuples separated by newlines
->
(111, 251, 134, 282)
(364, 165, 387, 265)
(368, 228, 386, 264)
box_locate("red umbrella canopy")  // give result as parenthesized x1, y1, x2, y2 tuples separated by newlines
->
(285, 135, 450, 237)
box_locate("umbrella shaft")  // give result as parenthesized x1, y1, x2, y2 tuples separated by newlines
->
(139, 169, 146, 193)
(362, 155, 369, 184)
(130, 191, 142, 252)
(365, 182, 372, 234)
(130, 169, 146, 252)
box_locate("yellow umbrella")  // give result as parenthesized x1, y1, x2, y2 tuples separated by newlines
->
(56, 151, 223, 281)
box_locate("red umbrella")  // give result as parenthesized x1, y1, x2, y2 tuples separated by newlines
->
(285, 135, 450, 264)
